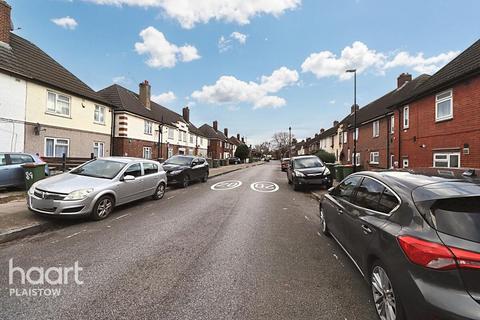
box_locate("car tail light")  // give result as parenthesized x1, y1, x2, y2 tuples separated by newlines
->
(398, 236, 480, 270)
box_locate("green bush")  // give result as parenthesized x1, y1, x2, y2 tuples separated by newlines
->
(315, 149, 336, 164)
(235, 144, 250, 161)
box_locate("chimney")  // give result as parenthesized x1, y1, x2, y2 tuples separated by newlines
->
(237, 133, 240, 140)
(315, 134, 318, 138)
(397, 73, 412, 88)
(182, 106, 190, 123)
(333, 120, 339, 127)
(224, 128, 228, 137)
(241, 137, 245, 143)
(0, 1, 13, 46)
(320, 128, 325, 133)
(213, 120, 218, 131)
(139, 80, 151, 110)
(350, 104, 359, 114)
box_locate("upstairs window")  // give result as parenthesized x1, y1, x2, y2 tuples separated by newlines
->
(144, 121, 153, 135)
(47, 91, 70, 116)
(403, 106, 409, 129)
(343, 131, 348, 143)
(372, 120, 380, 137)
(190, 134, 194, 144)
(436, 90, 453, 121)
(354, 128, 359, 141)
(390, 115, 394, 134)
(168, 128, 174, 139)
(94, 105, 105, 124)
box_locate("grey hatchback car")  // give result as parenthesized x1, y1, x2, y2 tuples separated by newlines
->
(27, 157, 167, 220)
(320, 169, 480, 320)
(0, 152, 49, 188)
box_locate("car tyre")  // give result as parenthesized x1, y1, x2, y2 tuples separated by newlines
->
(292, 179, 300, 191)
(181, 175, 190, 188)
(152, 182, 166, 200)
(319, 207, 330, 236)
(201, 172, 208, 183)
(91, 195, 115, 221)
(371, 261, 405, 320)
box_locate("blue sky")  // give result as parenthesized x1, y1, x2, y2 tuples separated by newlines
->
(9, 0, 480, 144)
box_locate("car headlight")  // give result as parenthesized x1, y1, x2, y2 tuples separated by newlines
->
(294, 170, 305, 177)
(64, 188, 93, 201)
(28, 182, 40, 196)
(324, 167, 330, 175)
(169, 170, 183, 175)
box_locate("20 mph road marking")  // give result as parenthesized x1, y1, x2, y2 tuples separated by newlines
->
(211, 180, 243, 191)
(250, 181, 279, 193)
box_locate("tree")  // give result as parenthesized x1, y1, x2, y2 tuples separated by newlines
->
(235, 144, 250, 161)
(315, 149, 336, 164)
(253, 141, 271, 157)
(271, 131, 295, 158)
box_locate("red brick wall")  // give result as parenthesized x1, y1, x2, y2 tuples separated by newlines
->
(393, 76, 480, 169)
(208, 140, 224, 159)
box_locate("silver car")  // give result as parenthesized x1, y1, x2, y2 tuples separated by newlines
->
(27, 157, 167, 220)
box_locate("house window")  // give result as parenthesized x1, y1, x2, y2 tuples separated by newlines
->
(190, 134, 194, 144)
(93, 142, 105, 158)
(372, 121, 380, 137)
(354, 152, 360, 166)
(168, 128, 174, 140)
(403, 106, 409, 129)
(144, 121, 153, 135)
(168, 147, 173, 158)
(402, 158, 409, 168)
(433, 152, 460, 168)
(370, 151, 380, 164)
(347, 148, 351, 162)
(143, 147, 152, 159)
(94, 105, 105, 124)
(182, 131, 187, 142)
(390, 115, 394, 134)
(354, 128, 359, 141)
(343, 131, 348, 143)
(435, 90, 453, 121)
(45, 137, 69, 157)
(390, 154, 394, 168)
(47, 91, 70, 116)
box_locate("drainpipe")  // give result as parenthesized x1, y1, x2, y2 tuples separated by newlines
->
(110, 108, 115, 156)
(386, 115, 390, 169)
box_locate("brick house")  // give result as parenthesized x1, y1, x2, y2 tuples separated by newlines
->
(98, 81, 208, 160)
(228, 133, 243, 156)
(0, 0, 113, 157)
(390, 40, 480, 169)
(199, 121, 229, 159)
(340, 74, 430, 170)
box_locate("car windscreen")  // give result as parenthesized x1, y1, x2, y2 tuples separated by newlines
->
(70, 159, 126, 179)
(430, 196, 480, 243)
(293, 157, 323, 169)
(164, 156, 192, 166)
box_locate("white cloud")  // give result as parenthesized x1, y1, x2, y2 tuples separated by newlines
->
(85, 0, 301, 29)
(134, 26, 200, 69)
(329, 100, 336, 105)
(191, 66, 298, 109)
(301, 41, 459, 80)
(152, 91, 176, 105)
(218, 31, 248, 53)
(51, 16, 78, 30)
(383, 51, 460, 74)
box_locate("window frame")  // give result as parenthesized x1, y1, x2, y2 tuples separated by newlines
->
(435, 89, 453, 122)
(142, 162, 158, 175)
(46, 90, 71, 117)
(44, 137, 70, 157)
(94, 105, 106, 124)
(372, 120, 380, 137)
(403, 106, 409, 129)
(390, 115, 394, 134)
(369, 151, 380, 164)
(93, 141, 105, 158)
(144, 121, 153, 135)
(433, 152, 460, 168)
(143, 146, 152, 159)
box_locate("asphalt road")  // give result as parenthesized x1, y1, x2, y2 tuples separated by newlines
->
(0, 161, 377, 320)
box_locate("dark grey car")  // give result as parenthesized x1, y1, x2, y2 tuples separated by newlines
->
(320, 169, 480, 320)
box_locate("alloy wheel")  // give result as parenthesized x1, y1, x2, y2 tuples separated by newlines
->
(372, 265, 397, 320)
(320, 209, 327, 233)
(97, 198, 113, 218)
(157, 184, 165, 198)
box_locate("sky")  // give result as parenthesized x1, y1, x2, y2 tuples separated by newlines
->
(9, 0, 480, 145)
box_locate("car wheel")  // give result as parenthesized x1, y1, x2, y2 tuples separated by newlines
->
(91, 195, 114, 221)
(292, 181, 300, 191)
(181, 175, 190, 188)
(201, 172, 208, 183)
(319, 207, 330, 236)
(371, 262, 404, 320)
(152, 182, 166, 200)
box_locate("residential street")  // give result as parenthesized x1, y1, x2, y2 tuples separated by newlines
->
(0, 161, 377, 320)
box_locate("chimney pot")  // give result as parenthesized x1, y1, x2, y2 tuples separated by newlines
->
(320, 128, 325, 133)
(182, 106, 190, 123)
(224, 128, 228, 137)
(213, 120, 218, 131)
(139, 80, 151, 110)
(241, 137, 245, 143)
(0, 0, 13, 46)
(350, 104, 359, 114)
(237, 133, 240, 140)
(397, 73, 412, 88)
(333, 120, 339, 127)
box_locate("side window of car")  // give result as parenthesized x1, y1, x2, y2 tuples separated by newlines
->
(125, 163, 142, 177)
(352, 177, 384, 211)
(10, 154, 34, 164)
(143, 163, 158, 175)
(335, 176, 362, 202)
(377, 187, 400, 213)
(0, 153, 6, 166)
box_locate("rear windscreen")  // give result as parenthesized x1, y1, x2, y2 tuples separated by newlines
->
(431, 197, 480, 243)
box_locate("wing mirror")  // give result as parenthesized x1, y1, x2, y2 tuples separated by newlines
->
(191, 161, 198, 167)
(123, 175, 135, 182)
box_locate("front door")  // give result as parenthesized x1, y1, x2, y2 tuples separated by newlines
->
(118, 163, 144, 204)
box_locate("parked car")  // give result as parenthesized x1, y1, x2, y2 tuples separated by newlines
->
(287, 155, 332, 190)
(319, 169, 480, 320)
(162, 155, 209, 188)
(228, 157, 241, 165)
(27, 157, 166, 220)
(0, 152, 49, 189)
(280, 158, 290, 171)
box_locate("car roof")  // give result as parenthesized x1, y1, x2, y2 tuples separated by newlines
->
(291, 155, 318, 160)
(100, 157, 159, 163)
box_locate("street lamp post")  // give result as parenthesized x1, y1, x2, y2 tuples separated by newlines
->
(346, 69, 357, 173)
(288, 126, 292, 158)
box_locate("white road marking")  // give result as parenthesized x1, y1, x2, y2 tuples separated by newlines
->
(333, 253, 339, 260)
(65, 231, 82, 239)
(114, 213, 129, 220)
(167, 196, 176, 200)
(317, 232, 322, 237)
(250, 181, 279, 193)
(211, 180, 242, 191)
(304, 215, 311, 221)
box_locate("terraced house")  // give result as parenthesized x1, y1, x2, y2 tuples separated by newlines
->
(198, 121, 229, 159)
(0, 0, 113, 157)
(99, 81, 208, 160)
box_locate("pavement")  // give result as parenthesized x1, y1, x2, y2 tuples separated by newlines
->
(0, 161, 376, 319)
(0, 162, 264, 244)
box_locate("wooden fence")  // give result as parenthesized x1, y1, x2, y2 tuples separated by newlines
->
(43, 153, 94, 174)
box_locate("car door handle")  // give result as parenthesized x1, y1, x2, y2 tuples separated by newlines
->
(337, 208, 343, 215)
(361, 224, 372, 234)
